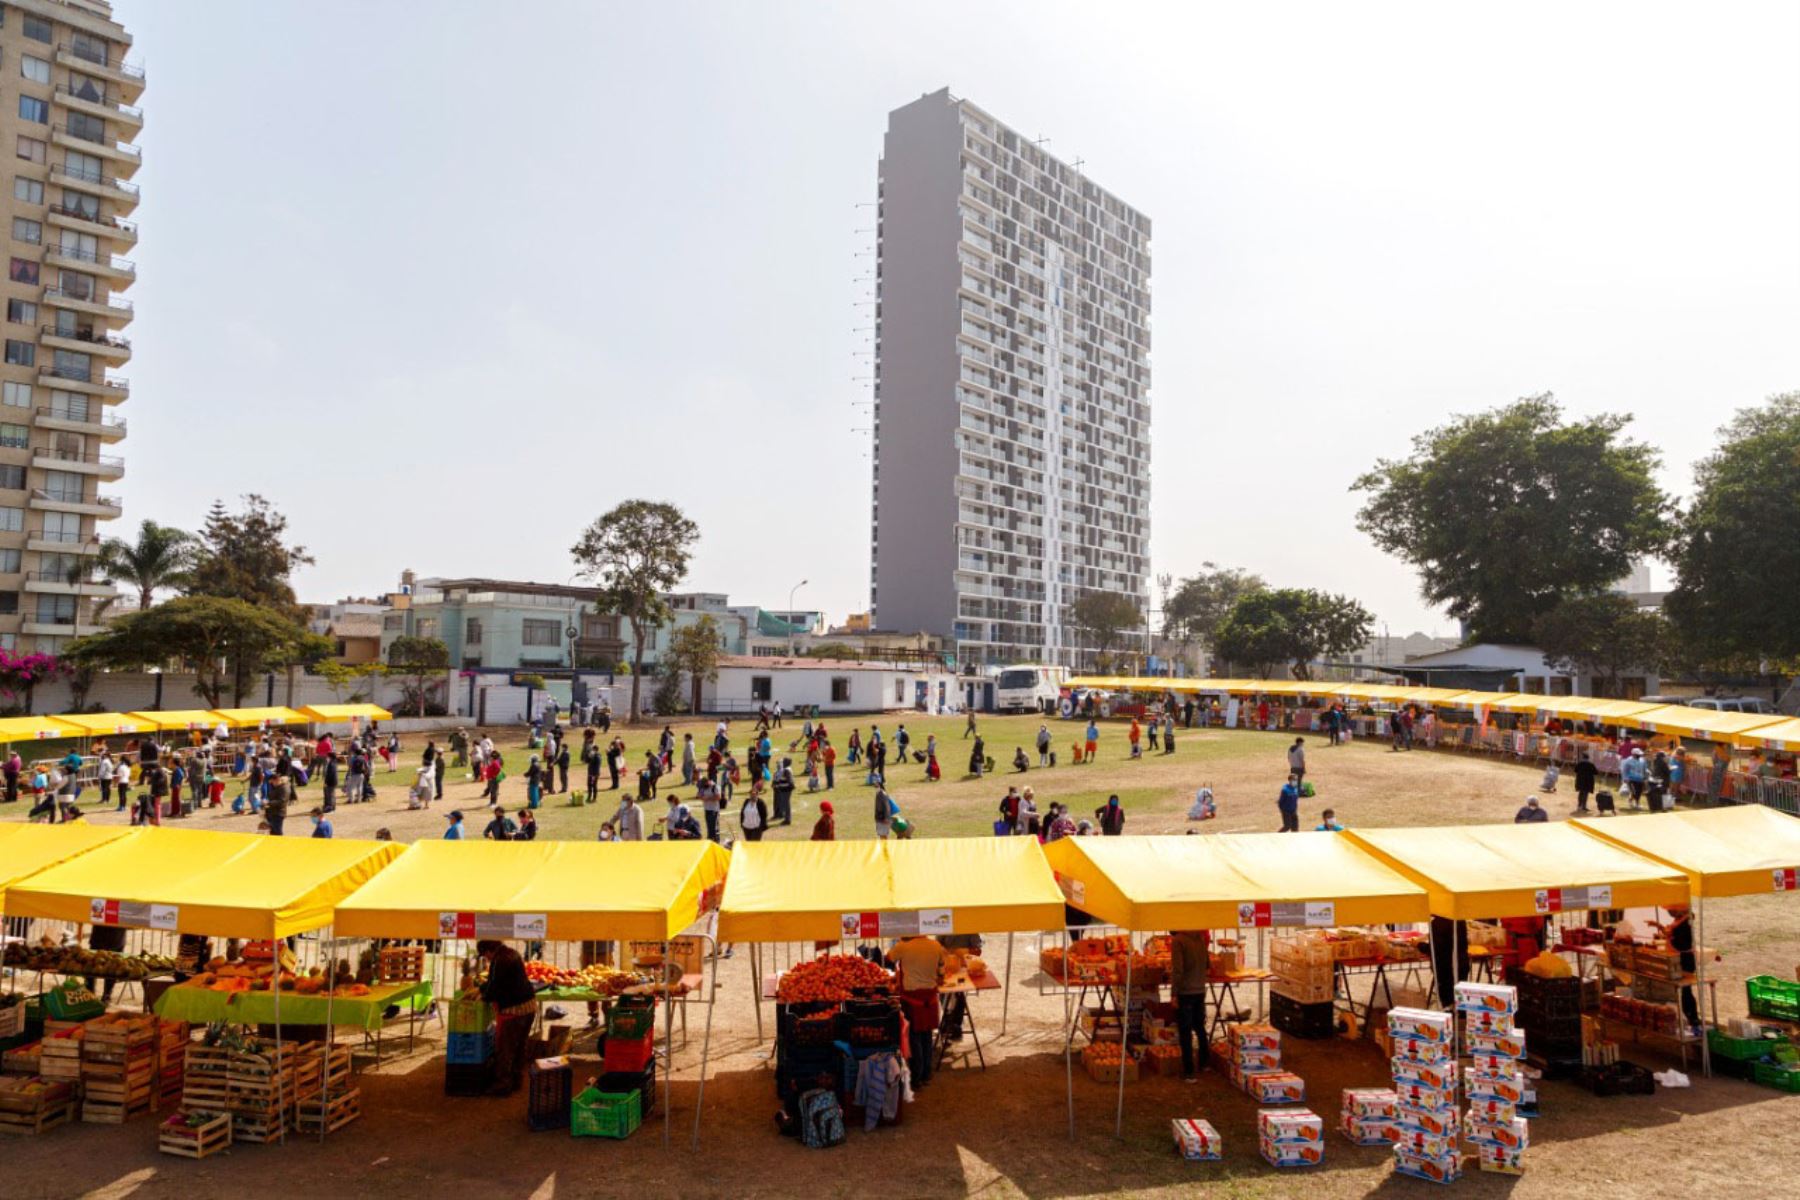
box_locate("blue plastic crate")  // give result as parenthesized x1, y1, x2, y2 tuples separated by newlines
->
(447, 1030, 495, 1065)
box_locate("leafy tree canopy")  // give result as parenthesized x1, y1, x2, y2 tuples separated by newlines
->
(100, 520, 196, 611)
(1162, 563, 1266, 649)
(1071, 590, 1143, 671)
(1352, 395, 1669, 643)
(186, 495, 314, 619)
(65, 596, 325, 707)
(1531, 592, 1666, 695)
(1212, 587, 1374, 680)
(571, 500, 699, 721)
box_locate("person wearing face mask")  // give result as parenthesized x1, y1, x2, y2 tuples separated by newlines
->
(309, 806, 333, 838)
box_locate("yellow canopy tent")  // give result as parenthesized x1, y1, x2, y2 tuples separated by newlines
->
(49, 712, 152, 736)
(0, 822, 130, 907)
(4, 826, 403, 939)
(1481, 694, 1545, 714)
(334, 839, 730, 943)
(300, 703, 395, 723)
(718, 838, 1065, 942)
(0, 715, 79, 741)
(208, 706, 309, 729)
(1627, 705, 1786, 744)
(1042, 832, 1429, 930)
(1533, 696, 1663, 723)
(1344, 823, 1688, 919)
(1749, 718, 1800, 753)
(127, 709, 228, 732)
(1574, 806, 1800, 899)
(1437, 690, 1516, 709)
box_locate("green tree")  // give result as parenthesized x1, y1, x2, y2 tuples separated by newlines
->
(1162, 563, 1266, 663)
(387, 636, 450, 718)
(186, 495, 314, 615)
(570, 499, 699, 722)
(1071, 591, 1143, 672)
(1212, 588, 1374, 680)
(317, 660, 387, 703)
(802, 642, 860, 661)
(1531, 592, 1666, 697)
(65, 596, 326, 707)
(99, 519, 196, 610)
(1352, 395, 1669, 642)
(665, 614, 724, 713)
(1664, 392, 1800, 672)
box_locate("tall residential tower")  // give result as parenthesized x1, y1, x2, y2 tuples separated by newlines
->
(870, 89, 1151, 670)
(0, 0, 139, 652)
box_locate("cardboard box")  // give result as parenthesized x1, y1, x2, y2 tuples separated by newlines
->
(1461, 1008, 1512, 1035)
(1172, 1117, 1222, 1161)
(1468, 1028, 1527, 1059)
(1390, 1058, 1456, 1091)
(1465, 1070, 1526, 1105)
(1394, 1101, 1457, 1137)
(1391, 1036, 1454, 1066)
(1464, 1114, 1529, 1151)
(1258, 1107, 1323, 1144)
(1244, 1071, 1306, 1105)
(1476, 1142, 1526, 1174)
(1226, 1022, 1281, 1052)
(1341, 1115, 1399, 1145)
(1341, 1087, 1398, 1119)
(1468, 1052, 1522, 1077)
(1215, 1041, 1281, 1072)
(1394, 1148, 1461, 1184)
(1387, 1008, 1452, 1044)
(1454, 981, 1518, 1016)
(1465, 1097, 1517, 1126)
(1259, 1136, 1324, 1167)
(1084, 1055, 1140, 1084)
(1393, 1127, 1457, 1159)
(1141, 1044, 1183, 1075)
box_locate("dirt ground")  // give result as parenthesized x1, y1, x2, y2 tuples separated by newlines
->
(8, 718, 1800, 1198)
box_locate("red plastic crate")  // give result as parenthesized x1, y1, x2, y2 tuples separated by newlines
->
(602, 1034, 654, 1074)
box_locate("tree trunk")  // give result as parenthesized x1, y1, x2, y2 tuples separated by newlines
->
(417, 671, 427, 717)
(628, 633, 646, 723)
(139, 587, 153, 610)
(690, 672, 701, 715)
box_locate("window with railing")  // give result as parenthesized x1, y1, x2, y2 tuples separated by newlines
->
(34, 593, 76, 625)
(0, 506, 22, 533)
(521, 618, 561, 647)
(0, 465, 22, 490)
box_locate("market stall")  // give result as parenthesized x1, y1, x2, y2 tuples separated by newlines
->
(126, 710, 231, 733)
(1043, 832, 1432, 1133)
(1574, 805, 1800, 1078)
(718, 838, 1064, 1143)
(2, 826, 403, 1143)
(207, 707, 310, 731)
(333, 838, 730, 1145)
(47, 713, 150, 739)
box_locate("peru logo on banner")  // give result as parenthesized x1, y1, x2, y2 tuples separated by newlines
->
(1774, 868, 1798, 893)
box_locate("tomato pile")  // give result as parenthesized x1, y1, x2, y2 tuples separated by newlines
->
(776, 954, 893, 1003)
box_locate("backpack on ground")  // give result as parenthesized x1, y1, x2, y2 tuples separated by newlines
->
(799, 1088, 845, 1149)
(1299, 780, 1316, 798)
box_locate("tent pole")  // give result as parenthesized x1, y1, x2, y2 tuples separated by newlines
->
(273, 943, 286, 1146)
(1000, 931, 1014, 1036)
(320, 931, 337, 1143)
(662, 937, 672, 1147)
(1114, 934, 1132, 1136)
(1063, 926, 1076, 1141)
(691, 932, 719, 1149)
(1696, 896, 1711, 1078)
(751, 942, 764, 1047)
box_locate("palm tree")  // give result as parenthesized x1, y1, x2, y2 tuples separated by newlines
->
(100, 520, 196, 610)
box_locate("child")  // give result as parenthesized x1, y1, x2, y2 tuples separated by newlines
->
(207, 771, 225, 809)
(926, 750, 941, 782)
(1187, 785, 1217, 822)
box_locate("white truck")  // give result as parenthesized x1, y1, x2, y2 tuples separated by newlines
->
(993, 664, 1071, 714)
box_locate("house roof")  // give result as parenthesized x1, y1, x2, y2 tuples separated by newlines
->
(329, 614, 384, 639)
(715, 655, 927, 673)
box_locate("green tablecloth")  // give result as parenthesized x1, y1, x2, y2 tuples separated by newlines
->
(153, 980, 432, 1030)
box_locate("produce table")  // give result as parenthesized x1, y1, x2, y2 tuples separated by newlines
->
(1206, 967, 1275, 1042)
(936, 966, 1000, 1072)
(153, 979, 433, 1031)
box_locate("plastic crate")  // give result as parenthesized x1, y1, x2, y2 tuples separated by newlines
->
(842, 999, 902, 1049)
(1579, 1061, 1656, 1097)
(778, 1005, 841, 1048)
(1752, 1061, 1800, 1093)
(1746, 976, 1800, 1024)
(528, 1061, 572, 1131)
(447, 999, 495, 1035)
(444, 1060, 496, 1097)
(571, 1087, 641, 1138)
(1707, 1028, 1781, 1062)
(597, 1065, 656, 1116)
(603, 1033, 654, 1074)
(446, 1030, 495, 1066)
(1271, 992, 1336, 1039)
(607, 1001, 658, 1042)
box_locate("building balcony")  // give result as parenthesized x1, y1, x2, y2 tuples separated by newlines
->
(47, 165, 138, 212)
(29, 447, 124, 480)
(53, 86, 143, 131)
(51, 127, 141, 175)
(36, 368, 128, 401)
(23, 572, 115, 597)
(55, 45, 146, 101)
(43, 243, 135, 285)
(26, 530, 100, 555)
(28, 489, 121, 518)
(47, 206, 137, 247)
(40, 327, 130, 362)
(33, 407, 126, 442)
(42, 287, 133, 325)
(22, 620, 108, 637)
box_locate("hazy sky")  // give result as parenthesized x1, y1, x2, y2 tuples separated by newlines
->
(120, 1, 1800, 632)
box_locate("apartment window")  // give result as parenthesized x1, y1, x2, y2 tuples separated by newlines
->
(41, 511, 79, 540)
(13, 178, 42, 204)
(0, 593, 17, 616)
(4, 341, 34, 368)
(35, 636, 66, 654)
(68, 73, 104, 104)
(830, 677, 851, 703)
(0, 424, 27, 449)
(750, 675, 773, 702)
(10, 219, 39, 246)
(17, 97, 48, 125)
(0, 465, 22, 490)
(521, 618, 560, 647)
(0, 506, 22, 532)
(51, 349, 89, 379)
(59, 231, 97, 261)
(70, 33, 110, 65)
(20, 56, 50, 85)
(382, 612, 404, 631)
(895, 680, 907, 703)
(60, 190, 96, 218)
(0, 634, 14, 651)
(58, 269, 93, 299)
(6, 300, 35, 325)
(64, 151, 101, 181)
(65, 113, 104, 144)
(466, 618, 483, 646)
(0, 383, 25, 408)
(48, 391, 87, 420)
(35, 594, 76, 625)
(38, 552, 79, 580)
(42, 470, 82, 503)
(8, 258, 38, 285)
(16, 137, 45, 165)
(414, 616, 438, 639)
(0, 549, 20, 573)
(22, 16, 53, 44)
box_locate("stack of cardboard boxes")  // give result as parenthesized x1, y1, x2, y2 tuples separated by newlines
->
(1459, 982, 1529, 1176)
(1387, 1006, 1458, 1183)
(1340, 1086, 1399, 1145)
(1218, 1021, 1305, 1104)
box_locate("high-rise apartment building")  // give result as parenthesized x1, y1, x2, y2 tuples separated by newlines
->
(0, 0, 139, 652)
(870, 89, 1152, 670)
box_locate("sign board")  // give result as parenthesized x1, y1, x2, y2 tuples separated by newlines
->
(89, 898, 178, 930)
(1774, 868, 1799, 893)
(437, 911, 549, 940)
(1056, 875, 1086, 906)
(1236, 900, 1335, 929)
(838, 909, 953, 940)
(1533, 885, 1613, 914)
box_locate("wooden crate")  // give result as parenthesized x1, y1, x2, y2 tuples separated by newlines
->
(0, 1081, 76, 1137)
(39, 1036, 83, 1082)
(231, 1111, 289, 1145)
(376, 946, 425, 983)
(294, 1086, 360, 1135)
(82, 1088, 152, 1124)
(294, 1043, 351, 1099)
(2, 1043, 42, 1076)
(158, 1111, 232, 1159)
(84, 1015, 156, 1054)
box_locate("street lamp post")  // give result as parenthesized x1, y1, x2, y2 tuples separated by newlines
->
(788, 580, 808, 657)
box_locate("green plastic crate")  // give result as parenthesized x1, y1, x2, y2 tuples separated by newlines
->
(571, 1087, 641, 1138)
(1746, 976, 1800, 1023)
(1752, 1061, 1800, 1093)
(1708, 1028, 1780, 1061)
(606, 1003, 656, 1041)
(447, 999, 495, 1035)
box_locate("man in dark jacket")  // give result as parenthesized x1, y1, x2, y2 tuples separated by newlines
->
(478, 940, 537, 1094)
(1573, 754, 1598, 814)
